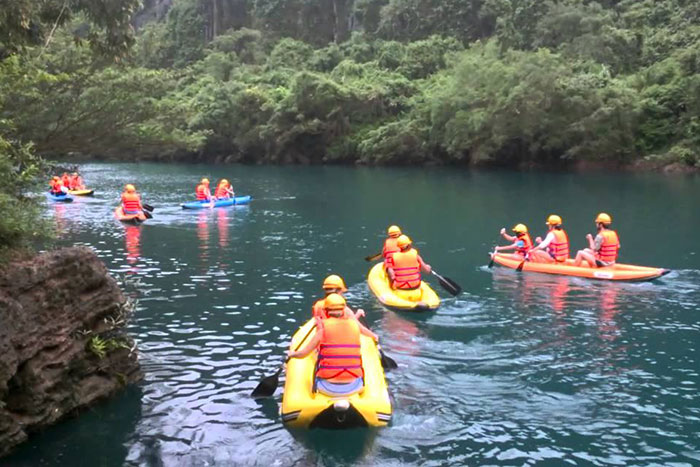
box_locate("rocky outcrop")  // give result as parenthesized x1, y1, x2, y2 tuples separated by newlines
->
(0, 247, 141, 458)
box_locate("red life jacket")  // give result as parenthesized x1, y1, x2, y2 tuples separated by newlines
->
(214, 182, 230, 198)
(121, 192, 141, 212)
(516, 233, 533, 256)
(196, 184, 210, 200)
(316, 317, 363, 383)
(50, 180, 62, 193)
(391, 248, 421, 290)
(547, 229, 570, 262)
(383, 237, 400, 261)
(596, 230, 620, 263)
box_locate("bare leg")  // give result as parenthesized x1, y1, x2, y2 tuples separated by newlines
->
(577, 249, 597, 267)
(529, 250, 554, 263)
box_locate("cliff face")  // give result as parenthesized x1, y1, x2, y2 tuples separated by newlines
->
(0, 247, 142, 458)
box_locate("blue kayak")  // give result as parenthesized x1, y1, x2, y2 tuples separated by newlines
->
(46, 192, 73, 203)
(181, 195, 252, 210)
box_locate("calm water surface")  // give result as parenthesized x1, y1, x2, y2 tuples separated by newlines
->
(6, 163, 700, 466)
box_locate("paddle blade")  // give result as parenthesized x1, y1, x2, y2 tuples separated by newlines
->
(516, 260, 526, 272)
(251, 368, 282, 398)
(364, 252, 383, 262)
(379, 349, 398, 370)
(142, 203, 154, 212)
(488, 252, 495, 268)
(432, 271, 462, 296)
(143, 211, 153, 220)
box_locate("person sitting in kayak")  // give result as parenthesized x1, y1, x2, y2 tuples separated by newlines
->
(573, 213, 621, 268)
(214, 179, 234, 199)
(289, 294, 378, 394)
(196, 178, 212, 201)
(528, 215, 570, 264)
(495, 224, 533, 257)
(49, 176, 67, 195)
(383, 225, 402, 267)
(386, 235, 432, 290)
(121, 184, 146, 218)
(312, 275, 366, 321)
(61, 172, 71, 188)
(69, 172, 85, 190)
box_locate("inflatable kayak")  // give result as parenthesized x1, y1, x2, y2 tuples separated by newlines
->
(281, 319, 392, 429)
(68, 189, 94, 196)
(181, 195, 251, 209)
(490, 253, 670, 282)
(46, 192, 73, 203)
(114, 206, 147, 225)
(367, 262, 440, 311)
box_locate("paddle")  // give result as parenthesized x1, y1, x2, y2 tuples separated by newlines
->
(516, 253, 529, 272)
(488, 250, 497, 268)
(143, 211, 153, 220)
(365, 252, 383, 262)
(358, 317, 397, 370)
(251, 323, 317, 398)
(142, 203, 154, 212)
(431, 270, 462, 296)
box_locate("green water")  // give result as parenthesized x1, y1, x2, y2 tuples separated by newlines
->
(5, 163, 700, 466)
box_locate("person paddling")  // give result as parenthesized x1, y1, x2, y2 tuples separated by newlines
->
(70, 172, 85, 190)
(574, 213, 621, 267)
(214, 179, 234, 199)
(312, 275, 366, 321)
(528, 215, 570, 264)
(383, 225, 402, 267)
(386, 235, 432, 290)
(61, 172, 70, 189)
(195, 178, 212, 202)
(289, 294, 378, 395)
(121, 184, 146, 220)
(49, 176, 68, 195)
(495, 224, 533, 257)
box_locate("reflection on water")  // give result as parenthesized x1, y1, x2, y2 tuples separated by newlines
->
(8, 163, 699, 466)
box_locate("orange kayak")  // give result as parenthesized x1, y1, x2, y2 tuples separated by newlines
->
(490, 253, 670, 282)
(114, 206, 147, 225)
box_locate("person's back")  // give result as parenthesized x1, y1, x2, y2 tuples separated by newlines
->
(383, 225, 402, 264)
(196, 179, 211, 201)
(597, 229, 620, 264)
(391, 248, 421, 289)
(214, 180, 231, 199)
(316, 314, 363, 384)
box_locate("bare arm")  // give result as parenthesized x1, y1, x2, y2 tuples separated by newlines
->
(288, 332, 321, 359)
(418, 255, 432, 274)
(359, 325, 378, 342)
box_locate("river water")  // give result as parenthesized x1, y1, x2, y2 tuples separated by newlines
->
(6, 163, 700, 466)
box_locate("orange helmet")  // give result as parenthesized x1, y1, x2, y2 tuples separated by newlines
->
(220, 179, 228, 185)
(324, 293, 346, 312)
(595, 213, 612, 225)
(125, 184, 136, 192)
(397, 235, 412, 249)
(322, 274, 347, 292)
(387, 225, 402, 237)
(546, 214, 562, 226)
(201, 178, 210, 185)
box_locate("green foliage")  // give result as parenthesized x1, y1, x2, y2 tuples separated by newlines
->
(87, 335, 129, 359)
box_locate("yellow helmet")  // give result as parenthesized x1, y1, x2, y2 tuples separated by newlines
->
(125, 184, 136, 192)
(397, 235, 412, 249)
(322, 274, 347, 292)
(595, 212, 612, 225)
(512, 223, 528, 234)
(324, 293, 346, 311)
(220, 179, 228, 185)
(387, 225, 402, 237)
(201, 178, 210, 184)
(546, 214, 562, 226)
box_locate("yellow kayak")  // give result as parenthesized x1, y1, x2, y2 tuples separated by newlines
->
(68, 189, 94, 196)
(280, 319, 392, 429)
(367, 262, 440, 311)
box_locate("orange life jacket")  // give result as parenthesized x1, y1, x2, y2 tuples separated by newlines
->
(214, 182, 230, 198)
(196, 183, 210, 200)
(516, 233, 533, 256)
(391, 248, 421, 290)
(121, 192, 141, 212)
(316, 317, 363, 383)
(383, 237, 400, 261)
(70, 176, 83, 190)
(312, 299, 325, 319)
(596, 230, 620, 263)
(547, 229, 570, 262)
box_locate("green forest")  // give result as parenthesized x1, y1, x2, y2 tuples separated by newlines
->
(1, 0, 699, 251)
